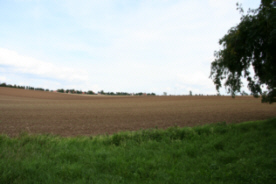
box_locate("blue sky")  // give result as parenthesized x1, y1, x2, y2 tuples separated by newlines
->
(0, 0, 260, 95)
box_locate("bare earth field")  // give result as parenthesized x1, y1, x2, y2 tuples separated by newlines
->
(0, 87, 276, 137)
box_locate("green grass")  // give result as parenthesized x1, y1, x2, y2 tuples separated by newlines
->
(0, 119, 276, 184)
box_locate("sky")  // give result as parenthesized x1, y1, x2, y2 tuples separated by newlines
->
(0, 0, 261, 95)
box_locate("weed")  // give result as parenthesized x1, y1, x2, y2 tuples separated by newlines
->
(0, 118, 275, 183)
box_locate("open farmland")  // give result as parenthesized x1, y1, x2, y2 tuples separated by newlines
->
(0, 87, 276, 137)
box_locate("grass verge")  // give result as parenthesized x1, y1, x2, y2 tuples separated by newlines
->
(0, 118, 275, 183)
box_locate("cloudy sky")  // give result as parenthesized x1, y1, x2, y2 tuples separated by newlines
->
(0, 0, 260, 95)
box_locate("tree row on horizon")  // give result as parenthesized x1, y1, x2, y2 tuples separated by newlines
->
(0, 82, 156, 96)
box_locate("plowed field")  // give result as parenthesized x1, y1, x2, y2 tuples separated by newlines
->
(1, 87, 276, 137)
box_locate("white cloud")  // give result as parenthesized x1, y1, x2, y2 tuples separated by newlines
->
(0, 48, 88, 82)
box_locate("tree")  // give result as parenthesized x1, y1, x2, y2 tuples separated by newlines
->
(210, 0, 276, 103)
(87, 90, 95, 95)
(98, 90, 105, 95)
(57, 89, 64, 93)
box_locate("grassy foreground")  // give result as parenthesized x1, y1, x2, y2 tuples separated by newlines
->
(0, 119, 275, 184)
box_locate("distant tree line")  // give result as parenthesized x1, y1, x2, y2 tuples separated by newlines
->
(0, 82, 156, 96)
(56, 89, 96, 95)
(97, 90, 156, 96)
(0, 82, 50, 91)
(1, 82, 250, 96)
(56, 89, 156, 96)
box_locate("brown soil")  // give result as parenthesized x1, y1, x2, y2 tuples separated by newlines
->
(1, 87, 276, 137)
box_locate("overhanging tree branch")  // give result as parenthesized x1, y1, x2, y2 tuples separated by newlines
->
(210, 0, 276, 103)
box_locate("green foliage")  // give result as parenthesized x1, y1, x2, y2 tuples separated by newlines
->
(0, 82, 156, 96)
(0, 119, 276, 183)
(0, 82, 27, 89)
(34, 88, 45, 91)
(87, 90, 95, 95)
(57, 89, 65, 93)
(97, 91, 156, 96)
(210, 0, 276, 103)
